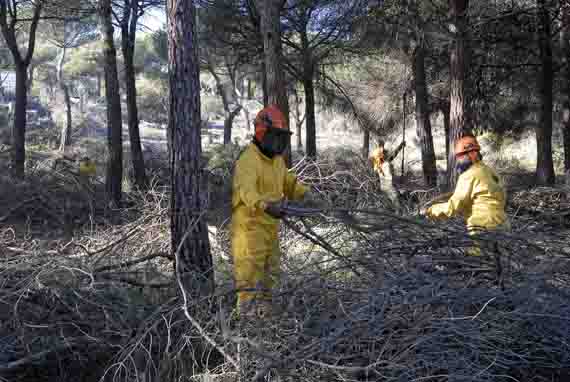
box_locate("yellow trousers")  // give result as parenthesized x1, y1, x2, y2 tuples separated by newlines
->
(231, 222, 281, 307)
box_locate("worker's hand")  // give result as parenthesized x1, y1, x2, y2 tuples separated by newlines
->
(265, 200, 285, 219)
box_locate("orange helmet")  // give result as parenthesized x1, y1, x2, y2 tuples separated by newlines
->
(254, 105, 289, 141)
(454, 135, 481, 157)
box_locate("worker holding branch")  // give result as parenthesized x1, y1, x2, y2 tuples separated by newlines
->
(422, 135, 510, 282)
(370, 138, 406, 209)
(231, 105, 320, 319)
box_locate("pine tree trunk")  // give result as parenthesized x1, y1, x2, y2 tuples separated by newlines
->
(258, 0, 291, 164)
(362, 128, 370, 158)
(12, 65, 28, 178)
(122, 15, 148, 190)
(57, 47, 73, 151)
(560, 1, 570, 172)
(247, 78, 254, 100)
(294, 90, 303, 150)
(100, 0, 123, 205)
(97, 72, 102, 98)
(167, 0, 213, 293)
(447, 0, 470, 189)
(442, 102, 451, 162)
(536, 0, 555, 185)
(414, 45, 437, 187)
(303, 75, 316, 158)
(59, 84, 72, 151)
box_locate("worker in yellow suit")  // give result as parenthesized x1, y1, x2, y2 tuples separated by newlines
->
(79, 156, 97, 178)
(78, 156, 97, 191)
(370, 139, 405, 209)
(232, 105, 309, 319)
(423, 135, 510, 284)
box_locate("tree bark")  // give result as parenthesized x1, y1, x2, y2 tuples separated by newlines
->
(447, 0, 470, 189)
(210, 66, 241, 145)
(258, 0, 291, 164)
(362, 128, 370, 158)
(536, 0, 555, 185)
(413, 45, 437, 187)
(561, 0, 570, 173)
(13, 66, 28, 177)
(442, 102, 451, 162)
(247, 78, 254, 100)
(167, 0, 213, 293)
(96, 72, 102, 98)
(293, 89, 304, 150)
(0, 1, 43, 178)
(301, 27, 317, 158)
(303, 74, 316, 158)
(100, 0, 123, 205)
(121, 1, 148, 190)
(57, 47, 73, 151)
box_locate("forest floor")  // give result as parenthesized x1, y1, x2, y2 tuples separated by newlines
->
(1, 105, 569, 381)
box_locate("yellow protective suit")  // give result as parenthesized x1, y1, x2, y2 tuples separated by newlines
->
(79, 160, 97, 177)
(370, 147, 400, 207)
(231, 143, 308, 306)
(370, 147, 385, 174)
(426, 161, 508, 231)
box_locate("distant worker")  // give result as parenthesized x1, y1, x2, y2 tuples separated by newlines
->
(423, 135, 510, 275)
(79, 156, 97, 178)
(231, 105, 313, 319)
(370, 138, 406, 209)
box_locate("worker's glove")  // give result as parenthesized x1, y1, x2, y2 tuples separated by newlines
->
(265, 200, 285, 219)
(419, 207, 429, 218)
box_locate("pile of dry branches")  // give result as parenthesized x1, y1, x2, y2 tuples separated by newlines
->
(1, 151, 570, 382)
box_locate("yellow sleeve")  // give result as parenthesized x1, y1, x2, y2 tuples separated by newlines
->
(233, 156, 267, 213)
(427, 173, 475, 220)
(284, 171, 308, 201)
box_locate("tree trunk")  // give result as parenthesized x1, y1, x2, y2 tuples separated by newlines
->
(97, 72, 102, 98)
(414, 45, 437, 187)
(303, 75, 316, 158)
(100, 0, 123, 205)
(59, 85, 73, 151)
(442, 102, 451, 163)
(122, 11, 148, 190)
(301, 27, 316, 158)
(27, 65, 34, 93)
(560, 1, 570, 172)
(167, 0, 213, 293)
(362, 128, 370, 158)
(247, 78, 254, 100)
(294, 89, 303, 150)
(447, 0, 470, 189)
(258, 0, 291, 164)
(57, 47, 73, 151)
(211, 68, 241, 145)
(12, 65, 28, 178)
(0, 0, 42, 178)
(536, 0, 555, 185)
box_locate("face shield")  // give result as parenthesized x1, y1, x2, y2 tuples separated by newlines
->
(260, 127, 291, 156)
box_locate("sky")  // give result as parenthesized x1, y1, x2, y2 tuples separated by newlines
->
(139, 7, 166, 33)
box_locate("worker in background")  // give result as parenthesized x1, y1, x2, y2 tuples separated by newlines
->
(423, 135, 510, 283)
(232, 105, 314, 319)
(78, 156, 97, 190)
(79, 156, 97, 178)
(370, 138, 406, 209)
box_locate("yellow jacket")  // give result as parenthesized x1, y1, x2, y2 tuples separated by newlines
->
(370, 148, 385, 174)
(232, 143, 308, 227)
(427, 161, 508, 231)
(79, 160, 97, 177)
